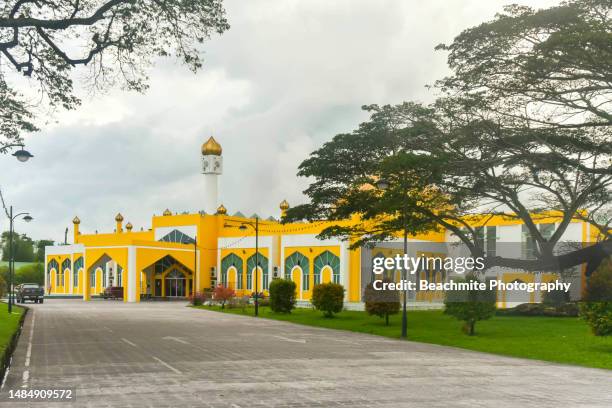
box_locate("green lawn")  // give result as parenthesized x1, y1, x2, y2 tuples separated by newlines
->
(0, 302, 24, 357)
(195, 305, 612, 370)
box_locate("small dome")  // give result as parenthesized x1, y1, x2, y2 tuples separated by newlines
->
(115, 213, 124, 222)
(72, 216, 81, 225)
(163, 209, 172, 216)
(126, 222, 133, 231)
(201, 136, 222, 156)
(279, 199, 290, 211)
(216, 204, 227, 215)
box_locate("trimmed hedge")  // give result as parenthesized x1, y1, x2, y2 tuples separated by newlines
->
(312, 283, 344, 318)
(269, 279, 296, 313)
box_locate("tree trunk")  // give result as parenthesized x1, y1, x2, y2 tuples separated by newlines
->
(385, 313, 389, 326)
(468, 320, 475, 336)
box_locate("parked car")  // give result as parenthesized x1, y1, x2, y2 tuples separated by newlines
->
(16, 283, 44, 304)
(101, 287, 124, 300)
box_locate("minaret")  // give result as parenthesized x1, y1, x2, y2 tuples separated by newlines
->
(201, 136, 223, 214)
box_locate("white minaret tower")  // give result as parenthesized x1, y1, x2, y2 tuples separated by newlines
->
(201, 136, 223, 214)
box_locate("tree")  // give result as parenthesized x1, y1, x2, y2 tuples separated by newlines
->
(311, 283, 344, 317)
(0, 0, 230, 146)
(436, 0, 612, 129)
(0, 273, 5, 298)
(285, 0, 611, 275)
(579, 256, 612, 336)
(364, 280, 400, 325)
(1, 231, 35, 262)
(444, 275, 497, 335)
(212, 284, 234, 309)
(34, 240, 54, 263)
(269, 279, 296, 313)
(15, 262, 44, 285)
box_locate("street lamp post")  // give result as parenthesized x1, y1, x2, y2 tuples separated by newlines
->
(6, 206, 33, 313)
(376, 178, 408, 339)
(224, 217, 260, 316)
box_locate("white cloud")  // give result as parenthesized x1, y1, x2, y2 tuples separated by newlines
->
(0, 0, 562, 242)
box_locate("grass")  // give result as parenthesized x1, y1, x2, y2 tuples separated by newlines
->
(195, 304, 612, 370)
(0, 302, 24, 357)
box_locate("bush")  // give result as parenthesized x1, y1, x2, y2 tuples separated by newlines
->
(269, 279, 296, 313)
(0, 274, 5, 298)
(364, 280, 400, 325)
(444, 274, 496, 335)
(188, 291, 210, 306)
(15, 263, 44, 285)
(497, 302, 579, 317)
(311, 283, 344, 318)
(580, 257, 612, 336)
(542, 288, 570, 306)
(213, 285, 235, 309)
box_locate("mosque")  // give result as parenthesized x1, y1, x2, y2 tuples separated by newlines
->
(44, 137, 595, 308)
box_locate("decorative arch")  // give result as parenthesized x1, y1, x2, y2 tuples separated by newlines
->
(74, 256, 83, 287)
(47, 259, 59, 285)
(314, 250, 340, 284)
(285, 251, 309, 291)
(221, 253, 243, 288)
(247, 252, 269, 291)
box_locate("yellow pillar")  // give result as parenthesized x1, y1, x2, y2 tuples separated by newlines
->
(73, 216, 80, 243)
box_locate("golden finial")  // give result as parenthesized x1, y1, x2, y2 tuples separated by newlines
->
(72, 216, 81, 225)
(126, 222, 133, 231)
(201, 136, 222, 156)
(115, 213, 124, 222)
(216, 204, 227, 215)
(163, 209, 172, 216)
(279, 199, 290, 211)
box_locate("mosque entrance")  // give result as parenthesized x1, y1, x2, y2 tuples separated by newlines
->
(143, 255, 193, 299)
(164, 270, 187, 297)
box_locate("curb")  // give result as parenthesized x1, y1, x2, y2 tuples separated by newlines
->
(0, 305, 29, 388)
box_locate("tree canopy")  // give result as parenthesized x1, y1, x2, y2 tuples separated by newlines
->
(285, 0, 611, 274)
(0, 0, 229, 148)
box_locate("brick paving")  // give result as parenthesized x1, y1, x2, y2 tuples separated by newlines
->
(1, 300, 610, 407)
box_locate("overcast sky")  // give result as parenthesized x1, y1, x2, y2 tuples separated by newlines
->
(0, 0, 561, 243)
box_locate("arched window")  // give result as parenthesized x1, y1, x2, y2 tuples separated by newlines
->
(74, 257, 83, 286)
(47, 259, 59, 286)
(247, 252, 269, 291)
(61, 259, 71, 287)
(221, 253, 243, 289)
(285, 252, 309, 290)
(314, 250, 340, 284)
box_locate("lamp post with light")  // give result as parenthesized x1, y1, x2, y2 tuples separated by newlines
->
(375, 178, 409, 339)
(0, 143, 34, 162)
(6, 207, 33, 313)
(224, 217, 260, 316)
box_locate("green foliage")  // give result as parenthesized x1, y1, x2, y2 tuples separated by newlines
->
(444, 275, 496, 335)
(311, 283, 344, 318)
(580, 257, 612, 336)
(0, 274, 5, 298)
(35, 240, 54, 263)
(497, 302, 579, 317)
(0, 0, 230, 144)
(1, 232, 35, 262)
(364, 280, 400, 325)
(542, 289, 571, 307)
(269, 279, 297, 313)
(15, 263, 44, 285)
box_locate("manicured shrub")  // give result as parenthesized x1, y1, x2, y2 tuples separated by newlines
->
(213, 285, 235, 309)
(580, 257, 612, 336)
(269, 279, 296, 313)
(364, 280, 400, 325)
(444, 274, 496, 335)
(311, 283, 344, 318)
(542, 288, 570, 306)
(496, 302, 579, 317)
(188, 291, 210, 306)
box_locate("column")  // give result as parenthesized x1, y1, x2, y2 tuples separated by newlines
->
(127, 246, 138, 302)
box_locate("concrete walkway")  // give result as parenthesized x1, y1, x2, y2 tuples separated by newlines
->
(1, 299, 610, 407)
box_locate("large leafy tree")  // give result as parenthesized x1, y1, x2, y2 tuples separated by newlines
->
(0, 0, 229, 148)
(286, 0, 611, 275)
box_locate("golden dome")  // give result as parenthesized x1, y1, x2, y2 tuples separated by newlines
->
(216, 204, 227, 215)
(201, 136, 222, 156)
(126, 222, 133, 231)
(115, 213, 124, 222)
(163, 209, 172, 216)
(279, 199, 290, 211)
(72, 216, 81, 225)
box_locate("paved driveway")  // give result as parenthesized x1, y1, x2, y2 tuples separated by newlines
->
(1, 300, 610, 407)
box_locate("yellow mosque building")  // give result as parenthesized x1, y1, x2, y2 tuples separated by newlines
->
(44, 137, 597, 307)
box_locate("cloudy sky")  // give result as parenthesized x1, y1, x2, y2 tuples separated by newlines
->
(1, 0, 561, 242)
